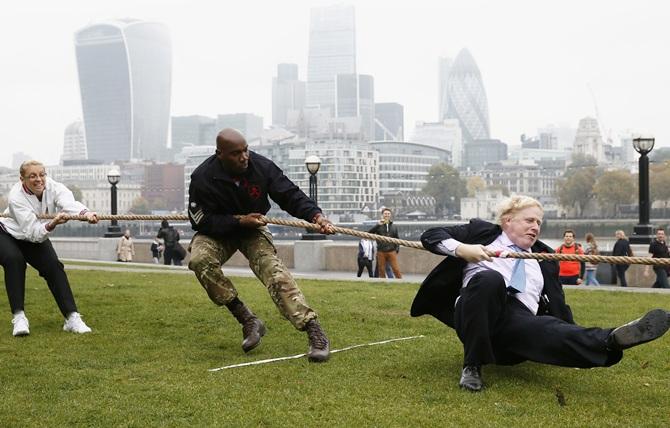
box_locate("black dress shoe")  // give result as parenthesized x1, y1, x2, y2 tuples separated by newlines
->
(607, 308, 670, 350)
(459, 365, 483, 392)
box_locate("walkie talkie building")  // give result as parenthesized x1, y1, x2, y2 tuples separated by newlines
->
(74, 19, 171, 162)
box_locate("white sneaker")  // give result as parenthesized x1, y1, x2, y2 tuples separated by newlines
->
(12, 313, 30, 336)
(63, 312, 92, 334)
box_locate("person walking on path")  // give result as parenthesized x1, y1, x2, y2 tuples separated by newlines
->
(556, 229, 584, 285)
(156, 220, 181, 266)
(368, 208, 402, 279)
(150, 238, 163, 264)
(187, 128, 334, 362)
(357, 238, 376, 278)
(583, 233, 600, 286)
(645, 227, 670, 289)
(0, 160, 95, 336)
(612, 230, 633, 287)
(116, 229, 135, 262)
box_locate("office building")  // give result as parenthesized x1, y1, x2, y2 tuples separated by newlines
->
(306, 4, 356, 114)
(272, 63, 306, 126)
(62, 120, 87, 163)
(335, 73, 374, 141)
(438, 56, 452, 122)
(171, 115, 217, 152)
(463, 139, 508, 170)
(443, 48, 490, 144)
(216, 113, 263, 142)
(74, 19, 172, 163)
(374, 102, 404, 141)
(573, 117, 605, 164)
(369, 141, 450, 196)
(410, 120, 463, 167)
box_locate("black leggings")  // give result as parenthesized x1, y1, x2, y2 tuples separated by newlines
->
(0, 230, 77, 317)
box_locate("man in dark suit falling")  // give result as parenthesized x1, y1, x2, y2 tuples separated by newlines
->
(411, 195, 669, 392)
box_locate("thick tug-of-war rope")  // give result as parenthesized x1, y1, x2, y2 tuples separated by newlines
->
(2, 212, 669, 266)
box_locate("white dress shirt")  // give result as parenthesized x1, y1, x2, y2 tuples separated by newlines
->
(437, 232, 543, 314)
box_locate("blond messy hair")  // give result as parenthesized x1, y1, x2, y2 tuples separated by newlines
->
(496, 195, 543, 224)
(19, 160, 44, 178)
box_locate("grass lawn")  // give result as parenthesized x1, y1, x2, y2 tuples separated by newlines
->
(1, 266, 669, 427)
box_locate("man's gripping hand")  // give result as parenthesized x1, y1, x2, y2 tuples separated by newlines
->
(455, 243, 493, 263)
(313, 213, 334, 234)
(238, 213, 266, 228)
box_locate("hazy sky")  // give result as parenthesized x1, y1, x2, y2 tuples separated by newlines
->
(1, 0, 669, 168)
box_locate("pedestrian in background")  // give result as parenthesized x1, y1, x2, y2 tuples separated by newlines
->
(150, 238, 163, 264)
(116, 229, 135, 262)
(556, 229, 584, 285)
(612, 230, 633, 287)
(368, 208, 402, 279)
(583, 233, 600, 286)
(645, 227, 670, 288)
(156, 220, 180, 265)
(357, 238, 376, 278)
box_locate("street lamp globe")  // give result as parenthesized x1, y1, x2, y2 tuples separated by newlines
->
(107, 169, 121, 185)
(632, 136, 655, 155)
(305, 155, 321, 175)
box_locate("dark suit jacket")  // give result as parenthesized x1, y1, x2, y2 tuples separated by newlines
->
(410, 219, 574, 328)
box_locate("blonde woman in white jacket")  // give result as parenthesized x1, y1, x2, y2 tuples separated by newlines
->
(0, 160, 98, 336)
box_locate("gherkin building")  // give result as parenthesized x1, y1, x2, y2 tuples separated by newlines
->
(444, 48, 490, 144)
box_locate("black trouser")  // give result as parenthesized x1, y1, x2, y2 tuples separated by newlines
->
(453, 270, 622, 368)
(615, 265, 629, 287)
(163, 246, 183, 266)
(357, 257, 373, 277)
(0, 230, 77, 317)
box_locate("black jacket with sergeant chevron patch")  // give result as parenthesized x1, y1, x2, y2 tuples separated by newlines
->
(188, 151, 322, 239)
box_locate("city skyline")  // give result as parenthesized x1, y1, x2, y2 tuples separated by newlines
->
(1, 0, 669, 168)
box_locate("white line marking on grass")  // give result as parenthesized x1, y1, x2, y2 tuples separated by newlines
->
(208, 334, 425, 372)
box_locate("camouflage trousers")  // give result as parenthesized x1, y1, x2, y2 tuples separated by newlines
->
(188, 227, 316, 330)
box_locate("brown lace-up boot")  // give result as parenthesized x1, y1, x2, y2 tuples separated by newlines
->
(227, 299, 266, 353)
(304, 319, 330, 362)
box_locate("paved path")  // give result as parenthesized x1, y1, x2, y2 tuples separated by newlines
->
(62, 258, 670, 294)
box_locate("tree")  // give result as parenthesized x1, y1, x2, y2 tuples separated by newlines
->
(129, 197, 151, 214)
(650, 161, 670, 210)
(488, 184, 510, 196)
(569, 153, 598, 168)
(556, 167, 597, 216)
(422, 163, 467, 216)
(593, 169, 635, 217)
(466, 176, 486, 197)
(650, 147, 670, 163)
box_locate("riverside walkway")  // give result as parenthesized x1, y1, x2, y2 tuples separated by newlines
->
(62, 258, 670, 295)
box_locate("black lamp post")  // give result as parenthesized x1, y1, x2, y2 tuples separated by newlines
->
(303, 155, 325, 240)
(104, 168, 123, 237)
(629, 136, 656, 244)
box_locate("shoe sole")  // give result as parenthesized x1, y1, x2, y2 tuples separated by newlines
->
(307, 351, 330, 363)
(613, 309, 670, 349)
(63, 326, 92, 333)
(13, 330, 30, 337)
(459, 383, 483, 392)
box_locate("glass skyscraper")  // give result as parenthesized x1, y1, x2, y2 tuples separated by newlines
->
(306, 4, 356, 115)
(443, 49, 490, 144)
(74, 19, 172, 162)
